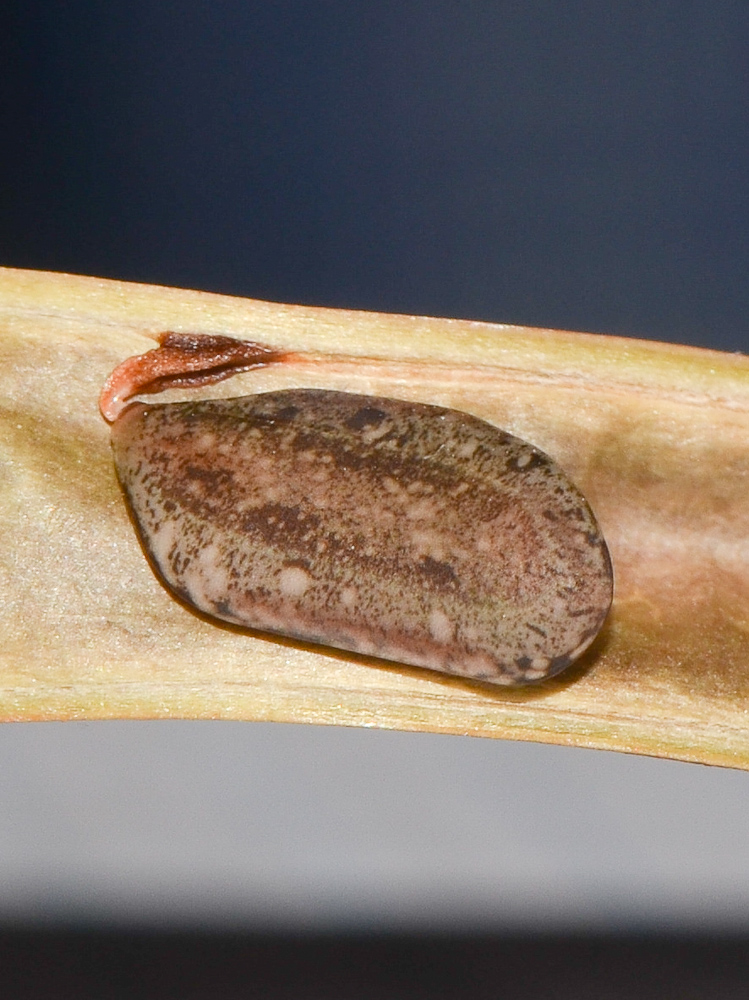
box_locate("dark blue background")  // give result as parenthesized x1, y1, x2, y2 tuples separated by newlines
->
(4, 3, 748, 348)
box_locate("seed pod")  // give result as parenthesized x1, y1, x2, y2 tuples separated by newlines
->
(109, 383, 613, 686)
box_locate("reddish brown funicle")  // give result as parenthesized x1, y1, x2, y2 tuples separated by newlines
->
(99, 332, 291, 422)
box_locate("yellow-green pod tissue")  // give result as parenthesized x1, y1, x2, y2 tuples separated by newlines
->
(111, 387, 613, 685)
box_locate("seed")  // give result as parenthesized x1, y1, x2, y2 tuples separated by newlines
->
(109, 381, 612, 686)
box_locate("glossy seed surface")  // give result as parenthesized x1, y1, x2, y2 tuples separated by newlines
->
(112, 389, 612, 685)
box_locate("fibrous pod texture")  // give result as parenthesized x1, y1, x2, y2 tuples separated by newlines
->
(110, 385, 612, 685)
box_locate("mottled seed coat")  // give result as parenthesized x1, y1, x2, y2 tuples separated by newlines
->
(112, 389, 612, 685)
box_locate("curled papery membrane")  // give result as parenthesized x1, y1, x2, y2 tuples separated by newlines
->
(99, 332, 289, 422)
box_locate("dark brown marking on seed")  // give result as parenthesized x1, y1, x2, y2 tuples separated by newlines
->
(183, 464, 236, 492)
(271, 405, 301, 423)
(110, 387, 613, 686)
(527, 623, 548, 638)
(345, 406, 389, 430)
(417, 556, 458, 588)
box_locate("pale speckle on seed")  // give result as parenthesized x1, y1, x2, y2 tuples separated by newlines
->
(340, 586, 358, 609)
(278, 565, 313, 598)
(360, 421, 393, 444)
(429, 609, 454, 644)
(194, 431, 216, 453)
(404, 496, 439, 521)
(456, 438, 479, 459)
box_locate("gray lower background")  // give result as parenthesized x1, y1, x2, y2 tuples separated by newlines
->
(4, 2, 749, 942)
(1, 721, 748, 931)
